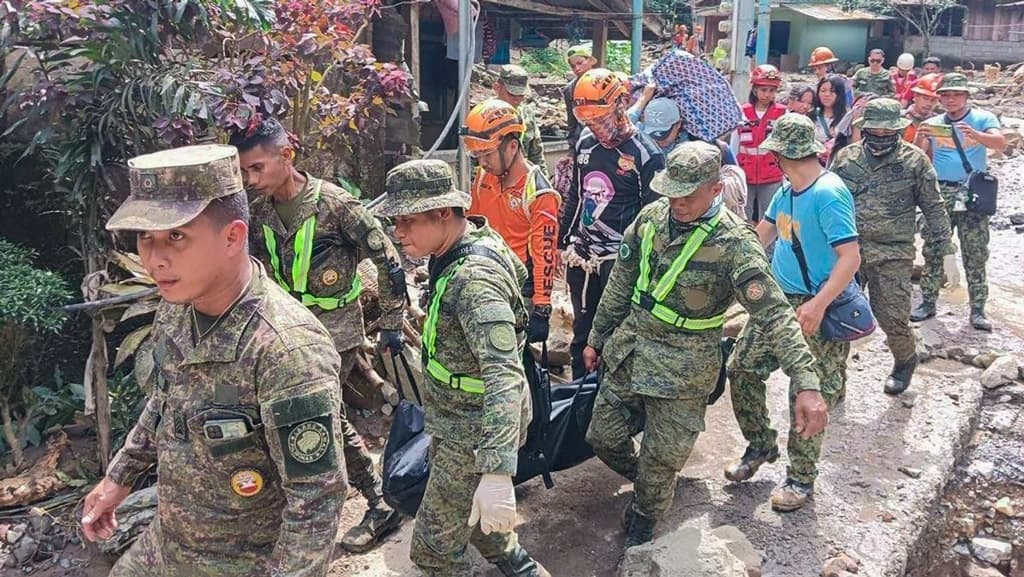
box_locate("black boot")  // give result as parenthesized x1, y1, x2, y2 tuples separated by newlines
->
(910, 301, 936, 322)
(494, 547, 551, 577)
(884, 354, 919, 396)
(621, 496, 636, 530)
(970, 307, 993, 332)
(624, 509, 656, 548)
(724, 445, 780, 482)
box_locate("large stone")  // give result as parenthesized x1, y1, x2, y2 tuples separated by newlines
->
(972, 537, 1013, 565)
(618, 526, 748, 577)
(982, 356, 1020, 389)
(822, 552, 860, 576)
(711, 525, 764, 577)
(964, 561, 1005, 577)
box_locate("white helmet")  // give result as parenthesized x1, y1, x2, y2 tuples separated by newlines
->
(897, 53, 915, 71)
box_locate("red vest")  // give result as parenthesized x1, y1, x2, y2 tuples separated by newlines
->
(737, 103, 786, 185)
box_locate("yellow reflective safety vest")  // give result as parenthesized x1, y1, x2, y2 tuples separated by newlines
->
(422, 258, 485, 394)
(631, 211, 726, 330)
(262, 180, 362, 311)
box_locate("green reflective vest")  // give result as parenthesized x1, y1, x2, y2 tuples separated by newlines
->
(263, 180, 362, 311)
(422, 258, 485, 394)
(631, 211, 726, 330)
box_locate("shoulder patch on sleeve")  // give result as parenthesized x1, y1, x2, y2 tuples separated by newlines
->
(487, 324, 517, 352)
(619, 242, 633, 261)
(266, 388, 339, 479)
(367, 229, 387, 252)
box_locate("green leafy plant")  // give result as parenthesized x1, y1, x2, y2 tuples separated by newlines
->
(521, 47, 571, 77)
(606, 41, 632, 74)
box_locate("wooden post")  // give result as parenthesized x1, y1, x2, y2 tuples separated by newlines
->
(409, 1, 421, 95)
(592, 20, 608, 67)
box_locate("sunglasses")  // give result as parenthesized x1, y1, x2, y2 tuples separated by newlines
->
(869, 59, 883, 64)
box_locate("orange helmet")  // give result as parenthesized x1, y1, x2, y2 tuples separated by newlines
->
(573, 68, 628, 122)
(808, 46, 839, 67)
(911, 73, 941, 98)
(613, 71, 632, 94)
(751, 64, 782, 87)
(460, 99, 525, 154)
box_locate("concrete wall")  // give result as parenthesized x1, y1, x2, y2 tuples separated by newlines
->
(770, 10, 870, 67)
(903, 35, 1024, 66)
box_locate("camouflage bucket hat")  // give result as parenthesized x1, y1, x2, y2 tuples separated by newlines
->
(854, 98, 911, 131)
(759, 113, 825, 159)
(374, 159, 471, 217)
(498, 64, 530, 96)
(936, 72, 972, 93)
(649, 141, 722, 198)
(106, 144, 244, 231)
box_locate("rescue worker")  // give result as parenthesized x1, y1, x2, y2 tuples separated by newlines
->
(892, 53, 918, 106)
(560, 68, 665, 380)
(726, 114, 861, 512)
(463, 99, 561, 341)
(373, 159, 550, 577)
(852, 49, 896, 97)
(922, 56, 942, 75)
(808, 46, 854, 105)
(81, 145, 347, 576)
(494, 65, 546, 170)
(563, 44, 599, 152)
(902, 74, 941, 143)
(735, 64, 787, 223)
(583, 141, 825, 549)
(832, 99, 952, 395)
(913, 73, 1006, 330)
(230, 118, 404, 553)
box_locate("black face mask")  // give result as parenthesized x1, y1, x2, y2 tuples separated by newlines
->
(863, 132, 901, 156)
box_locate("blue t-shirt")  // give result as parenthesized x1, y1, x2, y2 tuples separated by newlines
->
(765, 172, 859, 295)
(925, 108, 1000, 182)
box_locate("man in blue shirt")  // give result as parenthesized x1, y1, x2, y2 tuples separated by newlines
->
(912, 73, 1006, 330)
(725, 113, 861, 513)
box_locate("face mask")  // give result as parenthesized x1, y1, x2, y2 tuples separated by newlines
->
(863, 132, 900, 156)
(588, 111, 630, 148)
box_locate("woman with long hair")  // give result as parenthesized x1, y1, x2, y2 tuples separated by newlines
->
(812, 74, 850, 165)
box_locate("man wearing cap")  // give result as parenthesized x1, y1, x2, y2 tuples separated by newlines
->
(582, 141, 824, 549)
(639, 97, 738, 163)
(563, 44, 599, 152)
(832, 99, 951, 395)
(230, 117, 405, 553)
(725, 114, 860, 512)
(495, 64, 546, 170)
(903, 73, 942, 143)
(913, 72, 1005, 331)
(852, 49, 896, 98)
(373, 159, 549, 577)
(922, 56, 942, 75)
(80, 145, 347, 576)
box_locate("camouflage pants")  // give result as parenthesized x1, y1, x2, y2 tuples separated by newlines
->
(585, 354, 703, 520)
(727, 294, 849, 485)
(110, 518, 268, 577)
(410, 439, 526, 577)
(339, 348, 384, 504)
(920, 183, 989, 308)
(861, 258, 916, 365)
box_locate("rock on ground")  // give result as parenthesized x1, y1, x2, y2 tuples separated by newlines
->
(618, 526, 748, 577)
(981, 355, 1020, 389)
(971, 536, 1013, 565)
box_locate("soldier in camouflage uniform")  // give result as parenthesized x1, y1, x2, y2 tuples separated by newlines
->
(851, 49, 895, 97)
(583, 141, 825, 550)
(373, 159, 550, 577)
(494, 64, 547, 172)
(80, 145, 347, 577)
(231, 118, 404, 552)
(832, 99, 952, 395)
(726, 114, 862, 512)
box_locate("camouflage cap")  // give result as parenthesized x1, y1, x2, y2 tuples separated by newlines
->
(759, 113, 825, 159)
(936, 72, 972, 93)
(854, 98, 911, 131)
(106, 144, 244, 231)
(374, 159, 471, 217)
(649, 141, 722, 198)
(498, 64, 530, 96)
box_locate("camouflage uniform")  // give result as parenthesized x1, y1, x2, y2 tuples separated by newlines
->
(104, 145, 346, 577)
(498, 65, 547, 171)
(727, 114, 847, 489)
(250, 174, 404, 510)
(851, 67, 895, 97)
(832, 99, 952, 369)
(586, 142, 819, 526)
(374, 160, 543, 577)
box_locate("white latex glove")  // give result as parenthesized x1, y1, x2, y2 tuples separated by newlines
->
(467, 473, 516, 535)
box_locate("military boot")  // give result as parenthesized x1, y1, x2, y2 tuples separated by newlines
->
(621, 496, 636, 530)
(770, 478, 813, 512)
(724, 445, 780, 482)
(339, 501, 403, 553)
(623, 509, 656, 548)
(494, 547, 551, 577)
(884, 354, 919, 396)
(970, 307, 993, 332)
(909, 301, 936, 322)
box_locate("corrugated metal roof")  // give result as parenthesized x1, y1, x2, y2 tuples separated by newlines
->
(780, 2, 893, 20)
